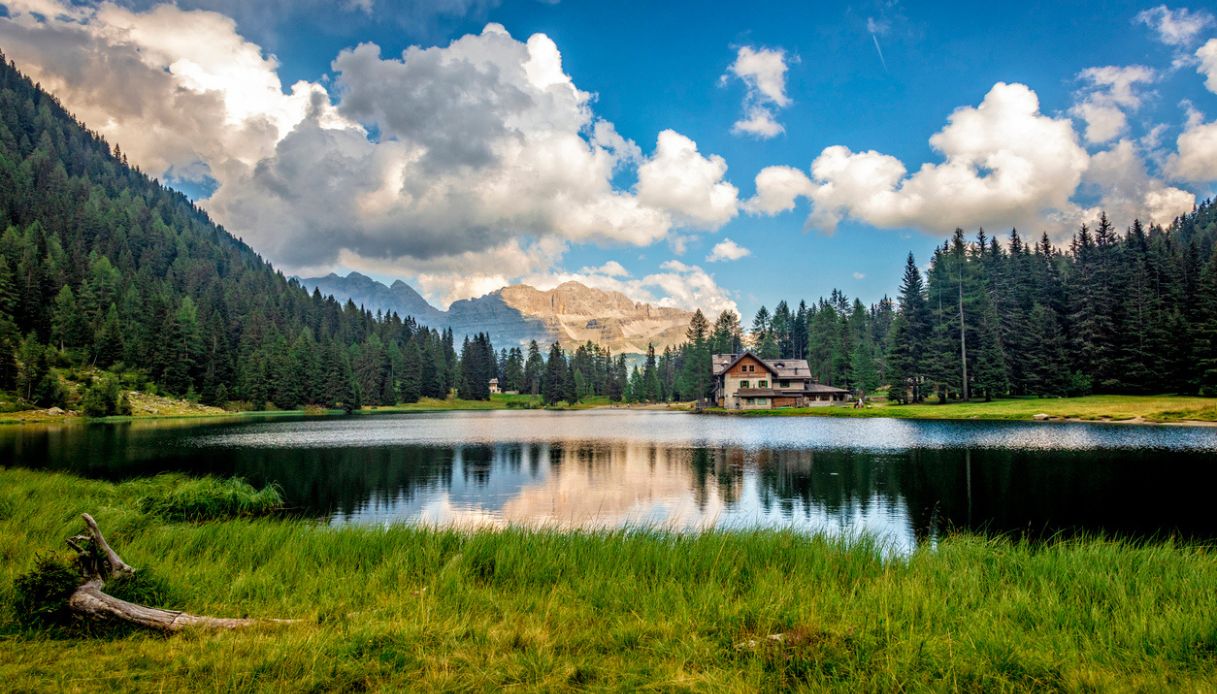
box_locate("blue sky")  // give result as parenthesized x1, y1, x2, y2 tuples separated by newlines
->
(2, 1, 1216, 319)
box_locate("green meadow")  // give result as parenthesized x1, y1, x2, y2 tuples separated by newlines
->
(2, 468, 1215, 692)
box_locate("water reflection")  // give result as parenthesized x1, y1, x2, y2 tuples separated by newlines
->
(3, 410, 1217, 548)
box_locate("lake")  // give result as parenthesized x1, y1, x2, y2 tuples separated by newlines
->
(4, 410, 1217, 550)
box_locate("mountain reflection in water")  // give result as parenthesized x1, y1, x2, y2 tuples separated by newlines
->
(4, 409, 1216, 549)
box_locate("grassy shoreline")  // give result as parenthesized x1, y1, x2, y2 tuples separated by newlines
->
(707, 394, 1217, 425)
(4, 392, 1215, 427)
(0, 393, 687, 425)
(2, 468, 1216, 691)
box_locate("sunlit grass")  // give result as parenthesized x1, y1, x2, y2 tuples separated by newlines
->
(1, 468, 1215, 690)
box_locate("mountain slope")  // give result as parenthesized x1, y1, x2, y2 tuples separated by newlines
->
(455, 282, 693, 354)
(301, 272, 446, 324)
(301, 273, 696, 353)
(0, 52, 455, 410)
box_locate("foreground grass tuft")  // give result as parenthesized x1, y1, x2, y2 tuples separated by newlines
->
(135, 474, 282, 522)
(1, 468, 1215, 691)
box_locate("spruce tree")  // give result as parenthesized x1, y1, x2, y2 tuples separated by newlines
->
(524, 340, 544, 395)
(542, 342, 567, 405)
(399, 339, 423, 403)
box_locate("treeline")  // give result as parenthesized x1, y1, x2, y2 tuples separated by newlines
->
(746, 205, 1217, 401)
(498, 309, 744, 405)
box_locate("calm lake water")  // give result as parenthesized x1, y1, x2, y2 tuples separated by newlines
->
(4, 410, 1217, 550)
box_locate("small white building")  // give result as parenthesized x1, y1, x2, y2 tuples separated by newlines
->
(488, 378, 501, 394)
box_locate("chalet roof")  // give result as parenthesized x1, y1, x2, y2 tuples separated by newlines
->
(768, 359, 814, 379)
(712, 352, 815, 379)
(805, 383, 850, 394)
(712, 351, 778, 376)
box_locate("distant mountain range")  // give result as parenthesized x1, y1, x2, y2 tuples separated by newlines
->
(299, 273, 695, 354)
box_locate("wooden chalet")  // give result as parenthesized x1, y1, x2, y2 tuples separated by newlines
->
(712, 352, 851, 410)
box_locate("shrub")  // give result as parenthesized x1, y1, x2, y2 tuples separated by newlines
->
(80, 375, 124, 417)
(12, 556, 81, 628)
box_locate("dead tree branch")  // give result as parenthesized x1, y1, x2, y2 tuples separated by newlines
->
(61, 513, 295, 633)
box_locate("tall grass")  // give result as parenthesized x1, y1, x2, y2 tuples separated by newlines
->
(1, 468, 1215, 691)
(132, 474, 282, 521)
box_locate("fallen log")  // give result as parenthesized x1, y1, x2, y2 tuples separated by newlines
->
(62, 513, 295, 633)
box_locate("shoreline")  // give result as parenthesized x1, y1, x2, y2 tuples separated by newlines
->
(3, 394, 1215, 427)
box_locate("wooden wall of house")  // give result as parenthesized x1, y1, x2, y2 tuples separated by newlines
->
(724, 355, 772, 378)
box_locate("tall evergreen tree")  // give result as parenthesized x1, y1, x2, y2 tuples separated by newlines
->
(542, 342, 567, 405)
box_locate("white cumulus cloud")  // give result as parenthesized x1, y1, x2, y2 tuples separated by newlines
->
(1084, 139, 1195, 225)
(723, 46, 792, 139)
(1135, 5, 1214, 47)
(1167, 107, 1217, 183)
(0, 3, 743, 313)
(1070, 65, 1157, 144)
(706, 239, 751, 262)
(635, 130, 740, 230)
(805, 83, 1088, 234)
(747, 81, 1194, 237)
(1197, 38, 1217, 93)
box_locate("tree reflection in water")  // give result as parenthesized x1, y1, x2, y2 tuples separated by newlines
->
(4, 413, 1217, 548)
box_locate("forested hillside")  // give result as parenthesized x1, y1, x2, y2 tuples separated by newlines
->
(0, 54, 484, 413)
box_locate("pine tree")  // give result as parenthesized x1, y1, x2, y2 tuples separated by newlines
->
(772, 301, 793, 357)
(503, 347, 524, 392)
(608, 354, 627, 401)
(850, 340, 878, 396)
(0, 257, 19, 389)
(50, 284, 84, 350)
(642, 343, 661, 402)
(93, 303, 123, 368)
(677, 309, 712, 401)
(161, 297, 203, 396)
(1196, 246, 1217, 395)
(752, 306, 776, 357)
(1025, 303, 1069, 396)
(972, 295, 1009, 401)
(399, 339, 423, 403)
(16, 332, 59, 406)
(626, 365, 643, 403)
(710, 309, 742, 354)
(542, 342, 567, 405)
(421, 336, 446, 398)
(524, 340, 544, 395)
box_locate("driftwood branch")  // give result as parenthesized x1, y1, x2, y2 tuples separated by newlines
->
(80, 513, 135, 578)
(62, 513, 295, 633)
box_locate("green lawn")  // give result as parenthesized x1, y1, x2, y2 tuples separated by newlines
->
(2, 469, 1215, 691)
(716, 394, 1217, 424)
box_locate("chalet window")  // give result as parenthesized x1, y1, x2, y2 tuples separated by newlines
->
(740, 380, 750, 388)
(758, 380, 768, 388)
(779, 380, 789, 388)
